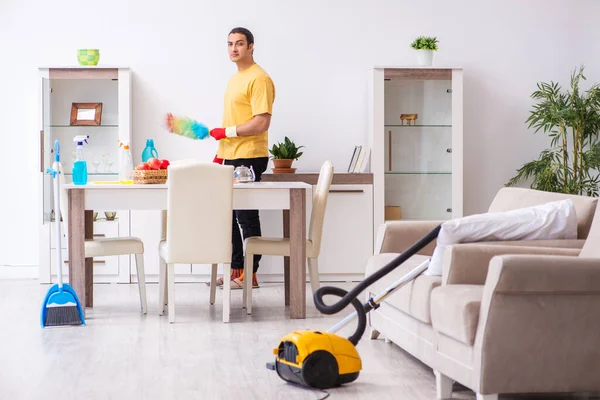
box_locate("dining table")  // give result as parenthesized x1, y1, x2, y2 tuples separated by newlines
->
(62, 181, 312, 319)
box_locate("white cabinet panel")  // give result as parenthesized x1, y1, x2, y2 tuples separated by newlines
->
(317, 184, 373, 277)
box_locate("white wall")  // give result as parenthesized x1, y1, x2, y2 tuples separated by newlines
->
(0, 0, 597, 266)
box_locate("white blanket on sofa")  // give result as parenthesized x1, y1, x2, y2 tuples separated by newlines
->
(424, 199, 578, 276)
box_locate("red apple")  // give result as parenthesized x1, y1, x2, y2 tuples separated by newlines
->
(147, 158, 162, 170)
(160, 159, 170, 169)
(136, 162, 150, 170)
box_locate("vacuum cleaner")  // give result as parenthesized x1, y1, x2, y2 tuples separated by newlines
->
(267, 225, 441, 389)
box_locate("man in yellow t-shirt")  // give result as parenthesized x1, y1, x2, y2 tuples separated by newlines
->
(210, 27, 275, 289)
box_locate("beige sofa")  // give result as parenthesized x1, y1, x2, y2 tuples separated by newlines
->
(366, 187, 599, 399)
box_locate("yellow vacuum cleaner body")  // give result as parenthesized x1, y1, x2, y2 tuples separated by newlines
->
(269, 227, 441, 390)
(273, 330, 362, 389)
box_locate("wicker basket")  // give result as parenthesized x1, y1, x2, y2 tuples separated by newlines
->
(134, 169, 168, 184)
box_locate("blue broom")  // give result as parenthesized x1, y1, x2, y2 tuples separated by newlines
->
(41, 140, 85, 327)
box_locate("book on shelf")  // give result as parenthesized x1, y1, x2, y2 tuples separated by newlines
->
(347, 145, 371, 173)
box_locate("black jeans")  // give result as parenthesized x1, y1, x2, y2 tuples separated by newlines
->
(224, 157, 269, 272)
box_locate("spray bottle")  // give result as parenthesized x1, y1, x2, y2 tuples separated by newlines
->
(119, 140, 134, 184)
(72, 135, 89, 185)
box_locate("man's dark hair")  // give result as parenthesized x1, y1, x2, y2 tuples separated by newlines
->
(229, 27, 254, 48)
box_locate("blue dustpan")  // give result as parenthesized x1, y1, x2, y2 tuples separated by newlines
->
(40, 140, 86, 327)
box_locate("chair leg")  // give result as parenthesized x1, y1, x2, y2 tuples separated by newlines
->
(244, 251, 253, 314)
(134, 253, 147, 314)
(209, 263, 217, 305)
(434, 370, 453, 399)
(308, 258, 320, 294)
(223, 263, 231, 323)
(168, 263, 175, 323)
(158, 256, 167, 316)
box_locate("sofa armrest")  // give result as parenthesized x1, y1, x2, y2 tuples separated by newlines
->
(442, 244, 581, 285)
(487, 254, 600, 293)
(375, 220, 444, 255)
(473, 255, 600, 394)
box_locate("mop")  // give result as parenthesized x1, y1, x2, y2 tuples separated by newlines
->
(40, 140, 85, 327)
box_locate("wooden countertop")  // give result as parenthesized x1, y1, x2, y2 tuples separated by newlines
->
(261, 172, 372, 185)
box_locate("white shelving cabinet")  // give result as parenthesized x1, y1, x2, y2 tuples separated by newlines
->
(38, 67, 133, 284)
(369, 66, 463, 243)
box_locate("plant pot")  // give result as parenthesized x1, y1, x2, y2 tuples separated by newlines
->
(416, 50, 434, 66)
(273, 159, 294, 169)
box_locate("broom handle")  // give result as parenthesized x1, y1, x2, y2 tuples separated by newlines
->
(53, 163, 64, 289)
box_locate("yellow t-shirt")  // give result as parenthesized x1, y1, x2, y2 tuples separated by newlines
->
(217, 63, 275, 159)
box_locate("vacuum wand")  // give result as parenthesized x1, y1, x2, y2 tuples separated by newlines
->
(326, 259, 430, 335)
(314, 225, 441, 345)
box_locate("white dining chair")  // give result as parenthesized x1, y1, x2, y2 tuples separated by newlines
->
(58, 168, 147, 314)
(243, 160, 334, 314)
(158, 160, 234, 323)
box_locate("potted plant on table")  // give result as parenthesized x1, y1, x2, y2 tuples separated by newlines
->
(410, 35, 439, 66)
(506, 66, 600, 196)
(269, 136, 304, 173)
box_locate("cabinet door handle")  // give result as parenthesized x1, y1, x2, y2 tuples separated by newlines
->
(93, 234, 106, 237)
(40, 130, 44, 173)
(329, 189, 364, 193)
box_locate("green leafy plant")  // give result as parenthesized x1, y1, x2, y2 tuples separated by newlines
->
(269, 136, 304, 160)
(507, 66, 600, 196)
(410, 36, 439, 51)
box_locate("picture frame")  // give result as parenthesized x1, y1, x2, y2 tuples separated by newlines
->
(70, 102, 103, 126)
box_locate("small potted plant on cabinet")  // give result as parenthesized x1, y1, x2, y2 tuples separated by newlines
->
(410, 36, 439, 66)
(269, 136, 304, 173)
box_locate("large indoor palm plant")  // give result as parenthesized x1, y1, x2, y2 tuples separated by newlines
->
(507, 66, 600, 196)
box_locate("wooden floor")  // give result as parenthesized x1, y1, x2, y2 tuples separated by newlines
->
(0, 279, 597, 400)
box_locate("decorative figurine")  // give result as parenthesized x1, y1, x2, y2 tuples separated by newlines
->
(400, 113, 418, 125)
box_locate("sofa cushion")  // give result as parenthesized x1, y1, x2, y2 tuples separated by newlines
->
(427, 199, 578, 276)
(365, 253, 441, 324)
(488, 187, 598, 239)
(430, 285, 484, 345)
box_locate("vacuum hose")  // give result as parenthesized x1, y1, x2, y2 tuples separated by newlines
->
(313, 225, 441, 346)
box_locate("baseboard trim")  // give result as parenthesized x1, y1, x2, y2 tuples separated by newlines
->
(0, 265, 38, 280)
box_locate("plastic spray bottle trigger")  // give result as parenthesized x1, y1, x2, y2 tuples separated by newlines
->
(72, 135, 89, 185)
(119, 141, 134, 184)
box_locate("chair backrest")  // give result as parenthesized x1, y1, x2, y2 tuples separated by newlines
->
(165, 161, 233, 264)
(488, 187, 598, 239)
(307, 160, 334, 257)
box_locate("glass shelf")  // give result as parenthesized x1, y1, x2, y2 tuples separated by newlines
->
(385, 124, 451, 128)
(386, 171, 451, 175)
(48, 124, 118, 128)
